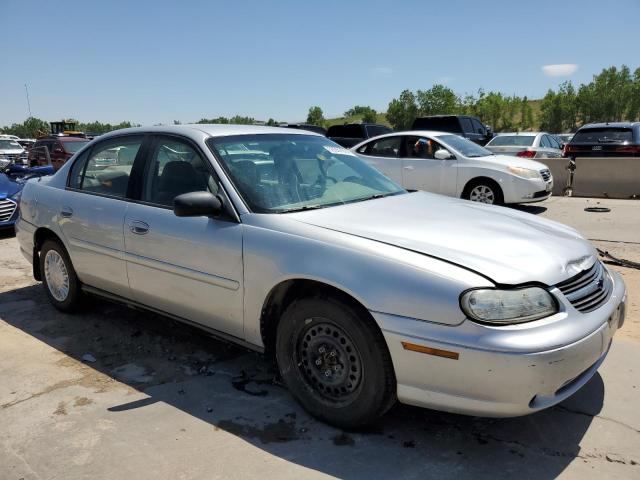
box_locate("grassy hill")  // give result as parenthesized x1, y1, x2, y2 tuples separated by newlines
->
(324, 99, 543, 131)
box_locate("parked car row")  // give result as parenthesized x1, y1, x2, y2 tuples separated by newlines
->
(16, 124, 626, 428)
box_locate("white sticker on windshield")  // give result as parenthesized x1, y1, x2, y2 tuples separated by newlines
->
(323, 145, 357, 156)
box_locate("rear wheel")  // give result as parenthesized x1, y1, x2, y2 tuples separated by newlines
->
(463, 179, 504, 205)
(40, 239, 83, 312)
(276, 296, 396, 428)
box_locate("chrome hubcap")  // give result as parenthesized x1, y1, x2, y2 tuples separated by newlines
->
(469, 185, 495, 204)
(296, 320, 363, 404)
(44, 250, 70, 302)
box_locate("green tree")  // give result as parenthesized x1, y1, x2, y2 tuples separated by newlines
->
(539, 90, 563, 132)
(519, 97, 534, 130)
(416, 84, 459, 116)
(1, 117, 49, 138)
(196, 117, 229, 124)
(344, 105, 378, 123)
(386, 90, 418, 130)
(306, 106, 325, 127)
(475, 91, 504, 132)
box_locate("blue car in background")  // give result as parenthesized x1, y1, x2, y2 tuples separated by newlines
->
(0, 163, 53, 231)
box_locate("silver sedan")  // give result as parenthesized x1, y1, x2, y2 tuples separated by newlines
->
(16, 125, 626, 428)
(485, 132, 564, 158)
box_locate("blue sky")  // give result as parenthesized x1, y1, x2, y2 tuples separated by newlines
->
(2, 0, 638, 126)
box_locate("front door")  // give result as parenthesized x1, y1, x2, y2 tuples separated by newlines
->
(400, 136, 457, 195)
(59, 135, 146, 297)
(123, 135, 244, 338)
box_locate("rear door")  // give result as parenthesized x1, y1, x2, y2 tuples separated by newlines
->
(59, 134, 146, 297)
(400, 136, 457, 194)
(354, 136, 403, 183)
(123, 134, 244, 338)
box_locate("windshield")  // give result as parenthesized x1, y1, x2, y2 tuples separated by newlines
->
(487, 135, 535, 147)
(62, 140, 89, 153)
(0, 140, 23, 150)
(439, 135, 493, 157)
(207, 134, 405, 213)
(572, 128, 633, 143)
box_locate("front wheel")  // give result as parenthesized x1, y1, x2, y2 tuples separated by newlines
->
(463, 179, 504, 205)
(276, 296, 396, 428)
(40, 239, 83, 312)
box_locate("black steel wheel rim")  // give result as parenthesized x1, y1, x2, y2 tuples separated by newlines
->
(295, 318, 363, 405)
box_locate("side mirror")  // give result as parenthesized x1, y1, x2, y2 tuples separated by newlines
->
(434, 149, 454, 160)
(174, 191, 223, 217)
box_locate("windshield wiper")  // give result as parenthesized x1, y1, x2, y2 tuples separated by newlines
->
(597, 138, 618, 143)
(278, 204, 325, 213)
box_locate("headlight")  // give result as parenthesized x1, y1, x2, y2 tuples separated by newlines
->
(460, 287, 557, 324)
(507, 166, 542, 179)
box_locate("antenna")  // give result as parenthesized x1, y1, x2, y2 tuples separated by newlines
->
(24, 83, 32, 118)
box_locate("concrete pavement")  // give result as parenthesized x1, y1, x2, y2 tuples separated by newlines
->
(1, 196, 639, 479)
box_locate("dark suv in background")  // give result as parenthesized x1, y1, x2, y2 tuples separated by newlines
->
(563, 122, 640, 157)
(326, 123, 392, 147)
(411, 115, 494, 145)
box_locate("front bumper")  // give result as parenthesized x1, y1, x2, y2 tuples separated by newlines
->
(375, 269, 626, 417)
(503, 175, 553, 204)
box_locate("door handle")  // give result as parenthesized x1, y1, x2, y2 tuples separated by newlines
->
(128, 220, 149, 235)
(60, 206, 73, 218)
(403, 166, 415, 170)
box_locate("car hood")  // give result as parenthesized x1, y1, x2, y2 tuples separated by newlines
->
(471, 154, 549, 171)
(289, 191, 595, 285)
(0, 172, 23, 198)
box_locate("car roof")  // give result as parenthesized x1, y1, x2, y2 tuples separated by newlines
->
(58, 136, 90, 142)
(495, 132, 540, 136)
(96, 124, 323, 142)
(578, 122, 639, 129)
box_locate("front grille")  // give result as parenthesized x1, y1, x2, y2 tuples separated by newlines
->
(555, 261, 611, 313)
(540, 169, 551, 181)
(0, 198, 17, 222)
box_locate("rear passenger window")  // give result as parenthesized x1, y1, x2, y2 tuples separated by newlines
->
(366, 137, 401, 158)
(142, 137, 217, 207)
(76, 137, 143, 197)
(461, 118, 474, 133)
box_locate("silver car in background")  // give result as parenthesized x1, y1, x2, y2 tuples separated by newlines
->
(16, 125, 626, 427)
(485, 132, 563, 158)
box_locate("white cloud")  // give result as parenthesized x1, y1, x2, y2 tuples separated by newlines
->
(542, 64, 578, 77)
(371, 66, 393, 77)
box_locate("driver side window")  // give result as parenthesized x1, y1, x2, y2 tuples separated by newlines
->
(404, 136, 446, 159)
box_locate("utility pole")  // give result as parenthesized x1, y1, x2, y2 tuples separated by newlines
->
(24, 84, 32, 118)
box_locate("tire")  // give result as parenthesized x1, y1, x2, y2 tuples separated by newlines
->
(40, 239, 83, 312)
(276, 295, 396, 428)
(463, 179, 504, 205)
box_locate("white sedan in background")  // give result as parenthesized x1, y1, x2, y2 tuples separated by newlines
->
(352, 131, 553, 205)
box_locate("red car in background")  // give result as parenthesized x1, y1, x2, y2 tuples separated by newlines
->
(29, 136, 90, 170)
